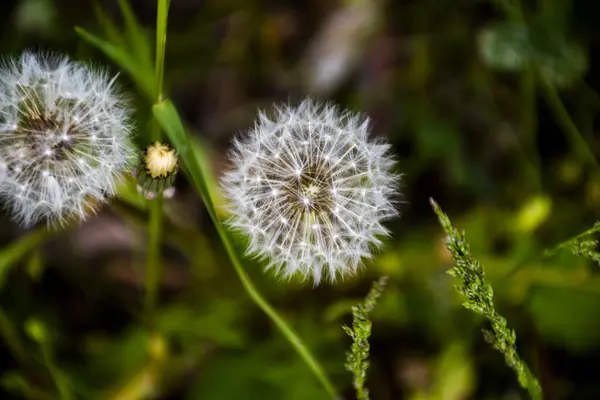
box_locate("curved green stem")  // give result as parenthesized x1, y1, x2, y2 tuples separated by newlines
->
(145, 197, 164, 318)
(152, 101, 338, 399)
(41, 341, 71, 400)
(215, 224, 338, 399)
(154, 0, 169, 105)
(144, 0, 170, 321)
(541, 79, 600, 175)
(520, 65, 542, 191)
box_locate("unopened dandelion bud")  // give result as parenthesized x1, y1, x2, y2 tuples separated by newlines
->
(133, 141, 179, 200)
(221, 99, 400, 284)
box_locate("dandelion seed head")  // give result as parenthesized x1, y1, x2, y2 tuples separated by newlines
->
(0, 52, 135, 226)
(221, 99, 399, 284)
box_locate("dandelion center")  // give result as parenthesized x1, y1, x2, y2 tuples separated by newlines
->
(14, 87, 90, 164)
(291, 165, 334, 212)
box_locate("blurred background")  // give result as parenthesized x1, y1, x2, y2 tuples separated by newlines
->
(1, 0, 600, 398)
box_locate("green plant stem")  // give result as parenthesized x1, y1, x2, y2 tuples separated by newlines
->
(154, 0, 169, 105)
(41, 342, 71, 400)
(521, 65, 542, 191)
(152, 101, 338, 398)
(203, 166, 338, 398)
(215, 224, 338, 399)
(189, 141, 337, 398)
(545, 221, 600, 256)
(144, 0, 170, 321)
(145, 197, 164, 318)
(540, 79, 600, 175)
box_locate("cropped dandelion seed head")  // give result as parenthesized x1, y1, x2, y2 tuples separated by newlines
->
(222, 100, 399, 284)
(0, 52, 135, 226)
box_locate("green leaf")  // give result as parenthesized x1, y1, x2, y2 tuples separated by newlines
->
(0, 227, 49, 289)
(75, 26, 154, 99)
(116, 0, 152, 65)
(187, 343, 328, 400)
(92, 0, 121, 44)
(478, 21, 587, 88)
(478, 22, 531, 71)
(157, 302, 246, 348)
(78, 329, 151, 393)
(431, 342, 474, 400)
(528, 285, 600, 352)
(533, 36, 587, 88)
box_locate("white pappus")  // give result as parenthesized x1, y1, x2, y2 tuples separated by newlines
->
(221, 99, 399, 284)
(0, 52, 135, 226)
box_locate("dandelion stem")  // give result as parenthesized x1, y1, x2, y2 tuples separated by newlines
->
(214, 222, 339, 399)
(152, 101, 339, 399)
(145, 196, 164, 318)
(520, 65, 542, 191)
(540, 78, 600, 176)
(144, 0, 170, 321)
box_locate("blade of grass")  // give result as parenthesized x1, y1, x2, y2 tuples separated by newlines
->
(154, 0, 170, 105)
(117, 0, 152, 65)
(153, 101, 338, 399)
(77, 9, 337, 398)
(75, 26, 154, 98)
(92, 0, 121, 44)
(540, 78, 600, 175)
(26, 319, 73, 400)
(151, 101, 213, 211)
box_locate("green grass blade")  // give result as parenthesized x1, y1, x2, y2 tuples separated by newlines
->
(152, 101, 215, 214)
(117, 0, 152, 65)
(91, 0, 121, 44)
(152, 100, 338, 399)
(75, 26, 154, 99)
(153, 0, 170, 104)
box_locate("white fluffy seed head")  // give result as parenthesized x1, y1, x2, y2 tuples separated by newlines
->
(221, 99, 400, 284)
(0, 52, 135, 226)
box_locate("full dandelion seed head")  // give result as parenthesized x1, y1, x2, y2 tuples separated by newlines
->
(221, 99, 400, 284)
(0, 52, 135, 226)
